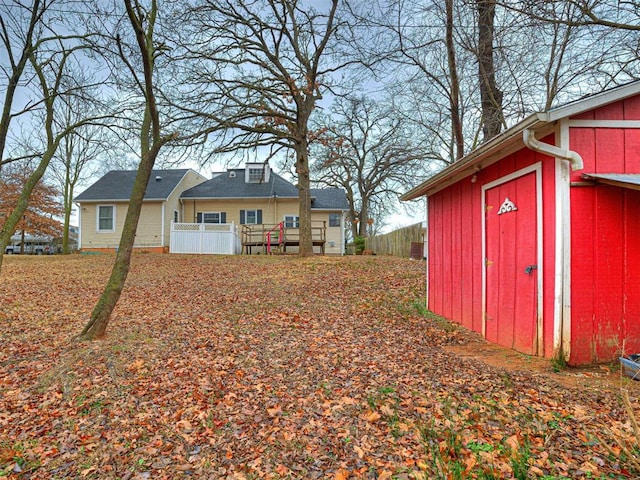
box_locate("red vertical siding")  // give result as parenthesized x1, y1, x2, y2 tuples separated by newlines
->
(426, 143, 556, 355)
(624, 96, 640, 118)
(594, 188, 624, 360)
(460, 181, 474, 330)
(569, 97, 640, 364)
(428, 196, 441, 314)
(428, 174, 487, 333)
(569, 186, 596, 365)
(451, 183, 463, 325)
(624, 130, 640, 171)
(471, 179, 483, 334)
(442, 189, 453, 320)
(571, 185, 632, 364)
(570, 128, 596, 182)
(595, 101, 624, 120)
(623, 191, 640, 354)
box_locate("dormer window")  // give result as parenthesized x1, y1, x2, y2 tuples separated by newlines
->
(245, 162, 270, 183)
(248, 168, 263, 182)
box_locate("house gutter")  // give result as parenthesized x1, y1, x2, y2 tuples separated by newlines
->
(522, 128, 583, 171)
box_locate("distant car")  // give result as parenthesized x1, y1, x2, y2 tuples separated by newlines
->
(5, 243, 51, 255)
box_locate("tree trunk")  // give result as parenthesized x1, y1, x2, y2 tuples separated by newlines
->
(358, 202, 368, 237)
(78, 0, 167, 340)
(477, 0, 504, 141)
(296, 144, 314, 256)
(446, 0, 464, 161)
(62, 168, 72, 254)
(62, 192, 72, 254)
(78, 151, 156, 339)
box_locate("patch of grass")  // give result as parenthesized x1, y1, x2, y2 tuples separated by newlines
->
(419, 419, 466, 479)
(500, 371, 515, 389)
(0, 440, 41, 475)
(467, 440, 494, 453)
(318, 381, 332, 397)
(378, 385, 395, 395)
(133, 458, 147, 471)
(413, 303, 459, 333)
(509, 438, 531, 480)
(412, 299, 429, 316)
(79, 399, 106, 416)
(551, 349, 568, 372)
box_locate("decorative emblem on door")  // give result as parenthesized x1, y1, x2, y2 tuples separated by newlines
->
(497, 197, 518, 215)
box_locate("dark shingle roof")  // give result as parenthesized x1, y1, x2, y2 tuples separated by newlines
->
(311, 188, 349, 210)
(181, 169, 349, 211)
(181, 169, 298, 199)
(75, 169, 192, 202)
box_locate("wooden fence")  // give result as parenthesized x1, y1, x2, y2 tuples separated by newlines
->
(365, 222, 426, 259)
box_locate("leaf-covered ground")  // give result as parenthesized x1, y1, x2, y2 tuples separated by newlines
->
(1, 254, 639, 479)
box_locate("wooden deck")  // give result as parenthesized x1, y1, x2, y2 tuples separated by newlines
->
(241, 222, 326, 254)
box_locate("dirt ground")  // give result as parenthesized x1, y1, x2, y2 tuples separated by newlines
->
(445, 328, 639, 394)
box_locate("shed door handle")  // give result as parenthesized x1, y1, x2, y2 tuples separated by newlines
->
(524, 265, 537, 274)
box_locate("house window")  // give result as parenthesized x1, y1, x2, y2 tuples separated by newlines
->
(197, 212, 226, 224)
(240, 209, 262, 225)
(329, 213, 341, 227)
(245, 163, 271, 183)
(248, 168, 264, 183)
(97, 205, 115, 232)
(284, 215, 299, 228)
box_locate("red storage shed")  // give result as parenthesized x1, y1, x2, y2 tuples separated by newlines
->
(402, 82, 640, 366)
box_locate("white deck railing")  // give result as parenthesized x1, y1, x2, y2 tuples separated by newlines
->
(170, 222, 241, 254)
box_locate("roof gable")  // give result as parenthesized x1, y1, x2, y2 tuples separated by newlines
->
(75, 169, 196, 202)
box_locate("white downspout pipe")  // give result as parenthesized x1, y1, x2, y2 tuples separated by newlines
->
(523, 129, 583, 171)
(161, 202, 165, 249)
(76, 202, 82, 250)
(525, 127, 579, 363)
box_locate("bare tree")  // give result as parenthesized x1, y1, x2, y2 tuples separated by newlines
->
(491, 0, 635, 112)
(363, 0, 637, 168)
(174, 0, 354, 256)
(312, 96, 427, 240)
(79, 0, 176, 340)
(0, 0, 107, 271)
(50, 113, 104, 254)
(0, 0, 42, 169)
(377, 0, 470, 163)
(512, 0, 640, 31)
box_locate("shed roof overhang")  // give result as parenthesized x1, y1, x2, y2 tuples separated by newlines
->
(401, 114, 553, 200)
(581, 173, 640, 191)
(401, 81, 640, 201)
